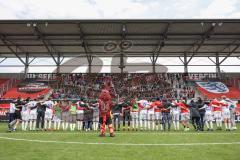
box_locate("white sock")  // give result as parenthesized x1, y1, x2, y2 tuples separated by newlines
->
(29, 121, 32, 130)
(140, 120, 143, 129)
(65, 123, 69, 130)
(151, 121, 155, 130)
(80, 121, 83, 130)
(77, 121, 80, 130)
(210, 121, 213, 129)
(177, 121, 179, 130)
(216, 120, 220, 127)
(62, 122, 65, 130)
(44, 120, 48, 129)
(224, 122, 228, 129)
(69, 124, 72, 131)
(132, 121, 135, 129)
(95, 122, 98, 131)
(70, 124, 72, 131)
(173, 121, 176, 130)
(54, 121, 57, 130)
(73, 124, 75, 130)
(33, 121, 36, 130)
(205, 121, 209, 129)
(228, 122, 231, 130)
(22, 122, 25, 130)
(48, 121, 52, 129)
(57, 122, 61, 130)
(24, 121, 28, 130)
(147, 121, 150, 130)
(219, 120, 222, 127)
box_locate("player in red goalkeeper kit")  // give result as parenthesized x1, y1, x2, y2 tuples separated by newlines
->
(98, 89, 115, 137)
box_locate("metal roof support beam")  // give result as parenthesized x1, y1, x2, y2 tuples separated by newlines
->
(24, 53, 29, 78)
(178, 57, 184, 63)
(151, 23, 170, 73)
(0, 38, 26, 65)
(119, 23, 126, 73)
(54, 53, 64, 74)
(216, 53, 221, 78)
(207, 57, 216, 64)
(1, 43, 239, 47)
(82, 42, 93, 73)
(184, 53, 188, 73)
(56, 53, 61, 73)
(29, 57, 36, 64)
(150, 53, 156, 73)
(186, 25, 216, 64)
(219, 44, 240, 65)
(24, 54, 36, 77)
(0, 57, 7, 64)
(78, 23, 94, 73)
(119, 53, 125, 74)
(32, 26, 60, 65)
(178, 53, 188, 73)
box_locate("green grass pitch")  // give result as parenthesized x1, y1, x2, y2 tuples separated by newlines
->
(0, 123, 240, 160)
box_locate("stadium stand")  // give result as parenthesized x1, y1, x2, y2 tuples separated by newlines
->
(1, 78, 51, 99)
(50, 73, 196, 100)
(2, 87, 50, 99)
(0, 78, 9, 85)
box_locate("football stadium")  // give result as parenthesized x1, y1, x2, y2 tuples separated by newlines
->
(1, 1, 240, 160)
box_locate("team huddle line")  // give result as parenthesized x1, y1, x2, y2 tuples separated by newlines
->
(7, 95, 239, 135)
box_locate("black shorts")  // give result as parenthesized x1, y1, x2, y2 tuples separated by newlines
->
(14, 111, 21, 120)
(123, 113, 131, 121)
(99, 116, 112, 125)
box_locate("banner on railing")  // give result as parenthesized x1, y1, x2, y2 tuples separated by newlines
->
(0, 108, 8, 121)
(196, 82, 229, 93)
(27, 73, 57, 80)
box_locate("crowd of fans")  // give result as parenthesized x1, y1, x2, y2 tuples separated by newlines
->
(51, 73, 196, 101)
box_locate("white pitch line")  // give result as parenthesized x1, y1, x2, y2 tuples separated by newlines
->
(0, 136, 240, 146)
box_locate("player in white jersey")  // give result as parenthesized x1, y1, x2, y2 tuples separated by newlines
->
(220, 96, 231, 131)
(223, 97, 236, 130)
(53, 101, 61, 130)
(200, 101, 213, 131)
(90, 100, 99, 131)
(21, 101, 30, 131)
(76, 101, 85, 131)
(44, 98, 55, 130)
(171, 100, 180, 131)
(138, 99, 149, 130)
(28, 99, 37, 131)
(44, 99, 54, 129)
(130, 97, 139, 131)
(229, 101, 237, 130)
(147, 100, 155, 130)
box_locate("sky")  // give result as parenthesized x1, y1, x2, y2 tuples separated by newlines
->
(1, 0, 240, 19)
(0, 0, 240, 73)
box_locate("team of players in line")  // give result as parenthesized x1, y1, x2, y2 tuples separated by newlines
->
(7, 95, 239, 132)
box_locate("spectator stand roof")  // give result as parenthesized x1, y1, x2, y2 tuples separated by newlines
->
(0, 19, 240, 74)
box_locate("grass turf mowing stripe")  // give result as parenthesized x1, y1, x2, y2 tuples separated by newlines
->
(1, 136, 240, 146)
(0, 132, 239, 135)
